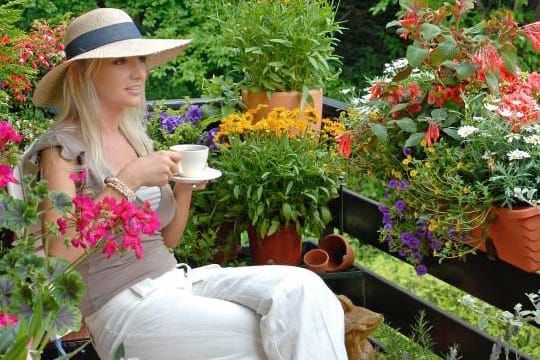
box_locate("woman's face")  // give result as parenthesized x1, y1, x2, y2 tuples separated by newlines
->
(92, 56, 147, 112)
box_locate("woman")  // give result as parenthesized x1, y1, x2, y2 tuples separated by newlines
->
(26, 8, 347, 360)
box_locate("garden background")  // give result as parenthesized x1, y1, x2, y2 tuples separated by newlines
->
(2, 0, 540, 358)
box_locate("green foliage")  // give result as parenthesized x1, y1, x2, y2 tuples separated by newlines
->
(373, 310, 448, 360)
(217, 0, 343, 94)
(212, 133, 341, 239)
(350, 238, 540, 359)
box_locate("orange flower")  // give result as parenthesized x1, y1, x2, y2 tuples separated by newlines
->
(336, 131, 354, 158)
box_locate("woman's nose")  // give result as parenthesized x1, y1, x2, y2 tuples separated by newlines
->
(130, 58, 147, 79)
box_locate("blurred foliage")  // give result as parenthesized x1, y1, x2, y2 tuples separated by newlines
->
(14, 0, 540, 102)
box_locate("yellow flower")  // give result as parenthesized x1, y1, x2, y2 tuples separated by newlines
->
(428, 222, 438, 232)
(424, 162, 432, 169)
(462, 186, 469, 194)
(402, 156, 412, 165)
(427, 147, 435, 154)
(409, 169, 418, 177)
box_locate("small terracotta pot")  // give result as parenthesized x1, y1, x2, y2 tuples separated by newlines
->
(303, 248, 330, 274)
(319, 234, 354, 272)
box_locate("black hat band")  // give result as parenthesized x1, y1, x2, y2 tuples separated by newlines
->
(65, 22, 142, 60)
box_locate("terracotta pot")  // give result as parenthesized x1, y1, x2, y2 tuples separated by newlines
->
(303, 248, 330, 274)
(475, 206, 540, 272)
(241, 89, 323, 132)
(319, 233, 354, 272)
(247, 224, 302, 265)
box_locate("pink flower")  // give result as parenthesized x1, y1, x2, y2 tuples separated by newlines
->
(0, 312, 18, 327)
(69, 168, 87, 182)
(0, 164, 18, 189)
(0, 121, 22, 150)
(56, 218, 67, 235)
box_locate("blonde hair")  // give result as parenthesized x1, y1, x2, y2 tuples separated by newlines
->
(53, 59, 153, 177)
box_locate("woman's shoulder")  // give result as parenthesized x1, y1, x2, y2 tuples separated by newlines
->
(24, 125, 85, 165)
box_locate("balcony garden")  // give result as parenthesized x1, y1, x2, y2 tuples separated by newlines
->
(1, 0, 540, 359)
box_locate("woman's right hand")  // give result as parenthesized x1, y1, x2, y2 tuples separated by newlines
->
(117, 150, 181, 190)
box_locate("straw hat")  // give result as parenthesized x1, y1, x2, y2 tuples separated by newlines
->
(33, 7, 192, 107)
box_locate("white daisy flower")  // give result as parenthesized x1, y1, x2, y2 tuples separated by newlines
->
(524, 134, 540, 145)
(457, 125, 478, 138)
(505, 133, 521, 143)
(484, 103, 498, 112)
(507, 150, 531, 160)
(499, 108, 513, 117)
(482, 151, 495, 159)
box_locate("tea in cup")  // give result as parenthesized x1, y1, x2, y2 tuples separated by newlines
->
(169, 144, 209, 177)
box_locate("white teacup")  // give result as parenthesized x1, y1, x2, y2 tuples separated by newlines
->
(169, 144, 209, 177)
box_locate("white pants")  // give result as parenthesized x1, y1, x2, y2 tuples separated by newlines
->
(85, 265, 347, 360)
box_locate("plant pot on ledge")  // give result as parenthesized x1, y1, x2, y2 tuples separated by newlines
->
(241, 89, 324, 131)
(247, 224, 302, 266)
(475, 206, 540, 273)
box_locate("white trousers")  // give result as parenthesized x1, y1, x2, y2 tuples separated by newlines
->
(85, 265, 347, 360)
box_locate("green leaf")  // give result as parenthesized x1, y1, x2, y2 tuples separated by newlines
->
(406, 45, 429, 68)
(114, 343, 126, 360)
(442, 127, 460, 140)
(429, 35, 458, 66)
(500, 44, 518, 75)
(441, 61, 477, 81)
(394, 118, 418, 133)
(282, 203, 292, 221)
(420, 23, 441, 42)
(371, 123, 388, 142)
(404, 132, 426, 147)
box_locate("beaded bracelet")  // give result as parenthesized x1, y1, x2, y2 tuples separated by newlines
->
(104, 176, 136, 202)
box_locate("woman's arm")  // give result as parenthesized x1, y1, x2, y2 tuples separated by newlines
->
(41, 147, 181, 262)
(40, 146, 129, 263)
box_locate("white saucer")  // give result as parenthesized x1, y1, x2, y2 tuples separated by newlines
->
(171, 167, 222, 183)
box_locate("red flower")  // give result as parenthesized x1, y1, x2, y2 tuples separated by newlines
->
(522, 21, 540, 51)
(424, 123, 440, 147)
(336, 131, 354, 158)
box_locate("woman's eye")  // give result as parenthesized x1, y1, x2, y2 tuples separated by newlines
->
(138, 56, 147, 63)
(113, 58, 127, 65)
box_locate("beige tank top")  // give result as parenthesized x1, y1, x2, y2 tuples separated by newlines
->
(24, 127, 178, 316)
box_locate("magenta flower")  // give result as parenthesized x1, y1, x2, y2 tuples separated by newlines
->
(0, 164, 18, 189)
(0, 312, 18, 327)
(0, 121, 22, 150)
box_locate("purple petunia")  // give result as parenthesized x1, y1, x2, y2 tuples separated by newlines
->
(401, 232, 420, 249)
(395, 200, 406, 212)
(402, 147, 411, 157)
(159, 113, 186, 133)
(185, 105, 203, 123)
(398, 180, 410, 190)
(415, 264, 428, 276)
(388, 179, 399, 189)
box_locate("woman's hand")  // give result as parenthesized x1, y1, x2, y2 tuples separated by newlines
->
(118, 150, 181, 190)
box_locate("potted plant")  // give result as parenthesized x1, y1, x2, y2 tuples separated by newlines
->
(211, 106, 344, 265)
(217, 0, 343, 122)
(334, 2, 540, 274)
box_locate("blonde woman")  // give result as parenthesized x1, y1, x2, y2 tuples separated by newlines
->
(26, 8, 347, 360)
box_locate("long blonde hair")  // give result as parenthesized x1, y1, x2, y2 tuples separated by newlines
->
(53, 58, 152, 177)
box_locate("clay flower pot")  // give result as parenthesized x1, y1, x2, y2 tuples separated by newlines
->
(319, 234, 354, 272)
(303, 248, 330, 274)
